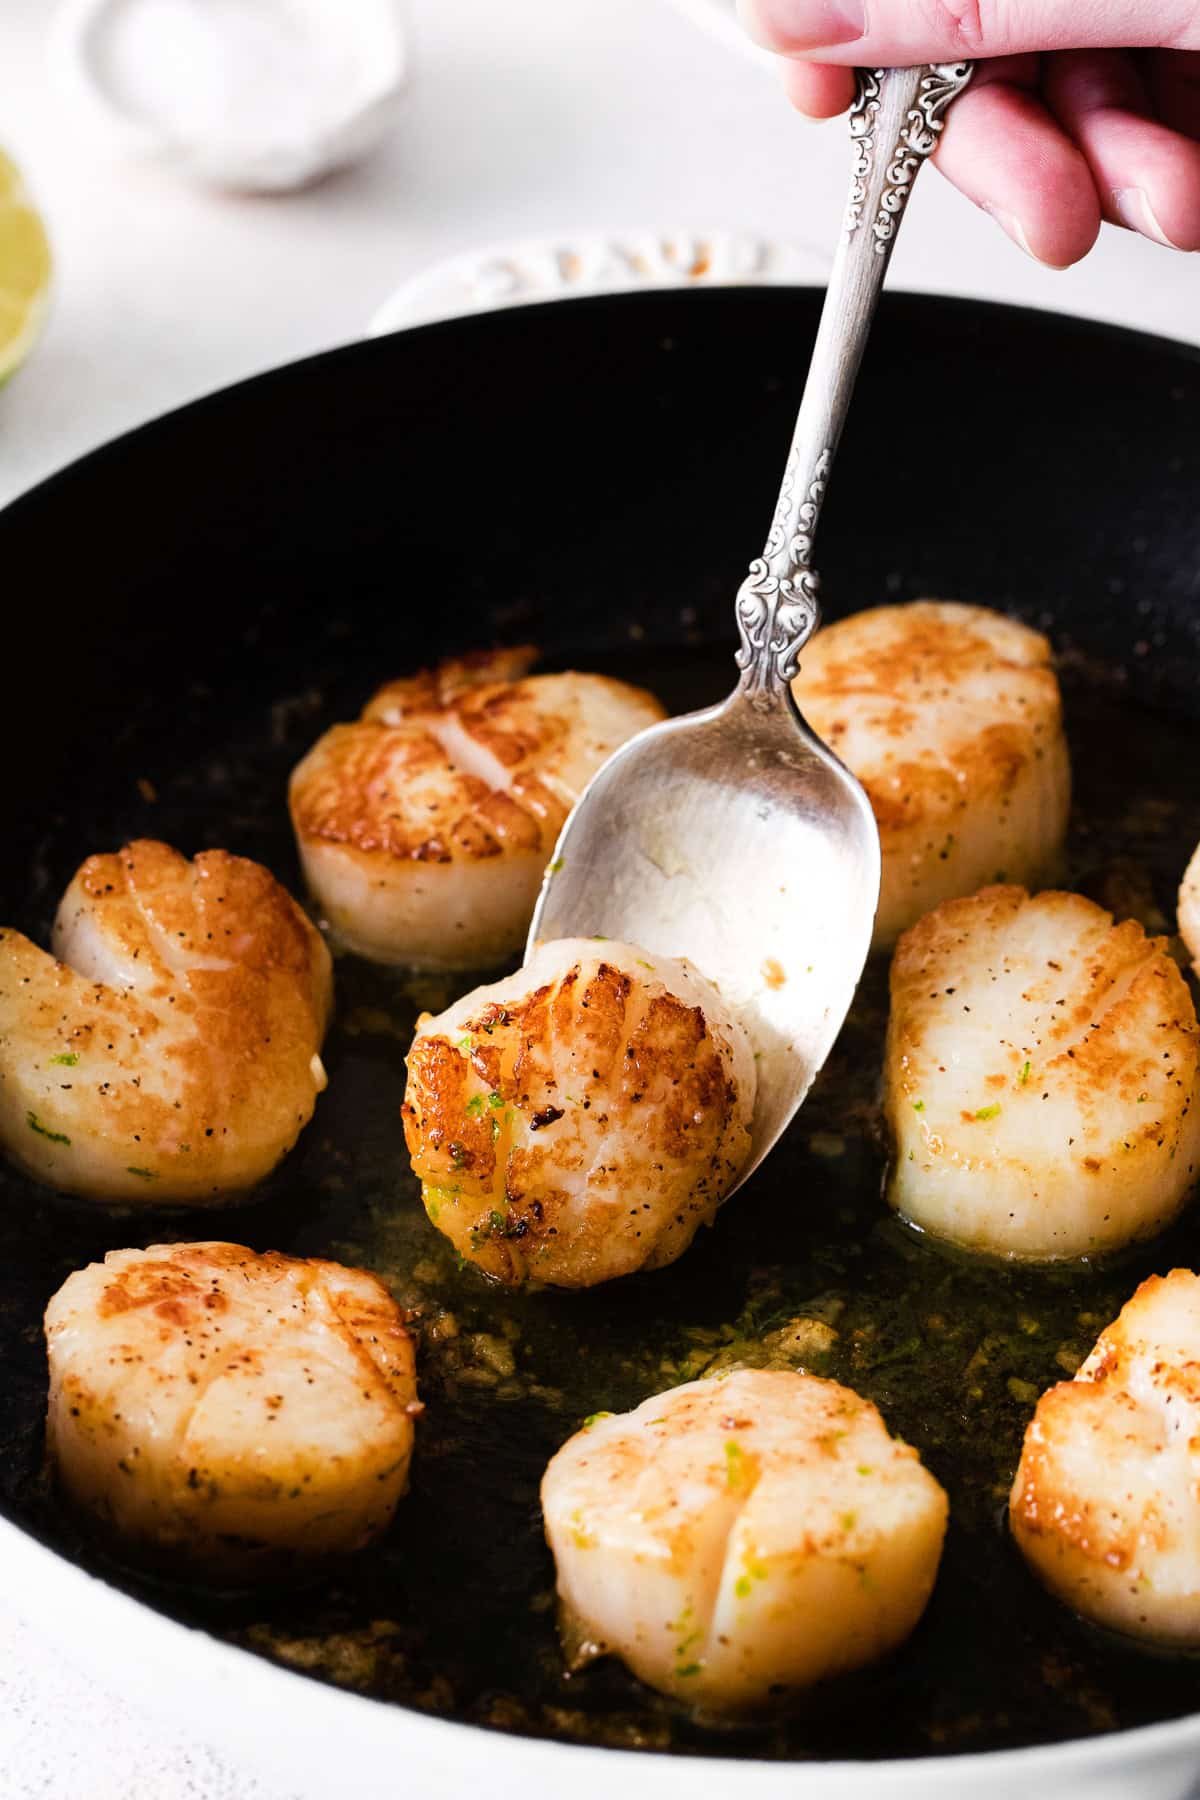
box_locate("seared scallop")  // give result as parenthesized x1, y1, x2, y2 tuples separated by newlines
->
(0, 841, 332, 1206)
(792, 601, 1070, 949)
(885, 885, 1200, 1259)
(402, 939, 754, 1287)
(1011, 1270, 1200, 1645)
(45, 1242, 418, 1578)
(541, 1369, 947, 1713)
(289, 650, 664, 970)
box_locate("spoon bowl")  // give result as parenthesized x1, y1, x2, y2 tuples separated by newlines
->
(531, 687, 879, 1187)
(529, 61, 974, 1185)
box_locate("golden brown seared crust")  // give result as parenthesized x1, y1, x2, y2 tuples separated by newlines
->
(793, 601, 1071, 947)
(1010, 1383, 1156, 1571)
(884, 885, 1200, 1259)
(402, 944, 754, 1288)
(90, 1241, 415, 1404)
(0, 840, 332, 1203)
(363, 645, 539, 721)
(287, 722, 546, 860)
(291, 661, 665, 866)
(892, 884, 1196, 1112)
(69, 841, 330, 1161)
(289, 657, 665, 969)
(45, 1242, 418, 1576)
(794, 601, 1060, 832)
(73, 840, 330, 1025)
(1009, 1271, 1200, 1642)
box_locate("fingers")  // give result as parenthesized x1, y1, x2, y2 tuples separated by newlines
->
(1044, 49, 1200, 246)
(778, 50, 1103, 266)
(737, 0, 1200, 64)
(781, 60, 858, 116)
(932, 76, 1102, 264)
(756, 16, 1200, 260)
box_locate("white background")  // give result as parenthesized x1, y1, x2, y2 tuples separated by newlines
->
(0, 0, 1198, 1793)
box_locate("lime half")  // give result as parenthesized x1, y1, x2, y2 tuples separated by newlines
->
(0, 150, 51, 385)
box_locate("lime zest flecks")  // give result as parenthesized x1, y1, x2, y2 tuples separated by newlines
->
(724, 1440, 750, 1491)
(49, 1051, 79, 1067)
(548, 857, 565, 873)
(912, 1099, 924, 1113)
(583, 1411, 613, 1429)
(975, 1104, 1001, 1121)
(465, 1094, 484, 1118)
(669, 1602, 702, 1673)
(126, 1166, 157, 1180)
(734, 1558, 768, 1599)
(423, 1184, 460, 1224)
(487, 1092, 505, 1109)
(26, 1111, 69, 1145)
(1018, 1060, 1031, 1085)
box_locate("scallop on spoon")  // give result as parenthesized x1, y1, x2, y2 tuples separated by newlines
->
(529, 63, 974, 1191)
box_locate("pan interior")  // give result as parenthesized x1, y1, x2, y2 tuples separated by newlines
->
(1, 289, 1200, 1762)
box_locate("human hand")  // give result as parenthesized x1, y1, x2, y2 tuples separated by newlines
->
(737, 0, 1200, 265)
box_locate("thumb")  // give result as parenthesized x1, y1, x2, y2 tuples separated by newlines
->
(736, 0, 1200, 62)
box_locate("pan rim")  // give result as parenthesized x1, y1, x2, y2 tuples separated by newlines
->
(2, 284, 1198, 536)
(7, 1497, 1200, 1790)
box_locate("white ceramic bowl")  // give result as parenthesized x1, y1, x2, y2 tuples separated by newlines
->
(48, 0, 408, 192)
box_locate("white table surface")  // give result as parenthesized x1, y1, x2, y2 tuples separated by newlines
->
(1, 1, 1198, 1793)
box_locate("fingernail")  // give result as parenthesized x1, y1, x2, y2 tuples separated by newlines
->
(740, 0, 866, 50)
(982, 204, 1039, 263)
(1111, 187, 1186, 250)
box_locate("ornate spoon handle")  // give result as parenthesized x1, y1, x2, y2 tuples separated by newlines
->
(735, 62, 973, 699)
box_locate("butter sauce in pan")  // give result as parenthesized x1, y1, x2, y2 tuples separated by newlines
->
(0, 641, 1199, 1759)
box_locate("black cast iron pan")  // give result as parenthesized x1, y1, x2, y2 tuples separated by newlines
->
(2, 289, 1200, 1776)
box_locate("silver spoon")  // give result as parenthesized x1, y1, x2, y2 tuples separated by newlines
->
(528, 62, 974, 1192)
